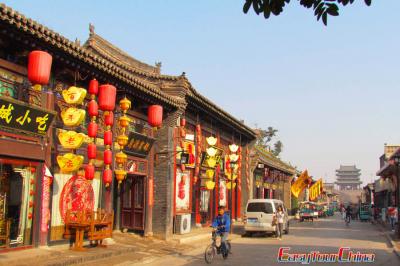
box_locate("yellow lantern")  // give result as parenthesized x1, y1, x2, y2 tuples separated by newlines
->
(206, 157, 217, 168)
(206, 169, 215, 179)
(114, 169, 127, 184)
(226, 182, 236, 190)
(206, 147, 217, 157)
(58, 131, 85, 149)
(206, 136, 217, 146)
(205, 180, 215, 190)
(119, 97, 131, 111)
(117, 135, 129, 148)
(118, 115, 131, 128)
(115, 151, 127, 165)
(61, 108, 86, 126)
(229, 144, 239, 153)
(62, 86, 87, 105)
(57, 153, 84, 172)
(229, 154, 239, 162)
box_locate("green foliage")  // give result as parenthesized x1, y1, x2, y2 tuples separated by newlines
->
(243, 0, 372, 25)
(273, 140, 283, 157)
(255, 126, 283, 156)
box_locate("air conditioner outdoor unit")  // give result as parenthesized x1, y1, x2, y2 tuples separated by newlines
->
(175, 214, 191, 235)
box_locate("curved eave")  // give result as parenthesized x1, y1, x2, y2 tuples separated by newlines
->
(0, 4, 184, 109)
(186, 90, 256, 140)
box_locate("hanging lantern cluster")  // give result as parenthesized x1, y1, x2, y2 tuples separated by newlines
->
(57, 82, 87, 173)
(204, 136, 218, 190)
(115, 97, 131, 184)
(85, 79, 99, 181)
(245, 147, 251, 193)
(98, 84, 117, 187)
(148, 105, 163, 129)
(237, 147, 242, 192)
(226, 144, 239, 190)
(178, 117, 191, 172)
(27, 50, 52, 91)
(194, 124, 202, 183)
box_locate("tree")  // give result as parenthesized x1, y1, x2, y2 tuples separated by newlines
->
(273, 140, 283, 157)
(243, 0, 372, 26)
(255, 126, 278, 148)
(255, 126, 283, 156)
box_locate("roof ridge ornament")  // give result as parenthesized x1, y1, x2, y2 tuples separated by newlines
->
(89, 23, 95, 36)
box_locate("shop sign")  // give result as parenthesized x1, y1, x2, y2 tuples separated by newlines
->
(176, 141, 195, 168)
(124, 131, 155, 158)
(309, 179, 323, 201)
(0, 96, 56, 136)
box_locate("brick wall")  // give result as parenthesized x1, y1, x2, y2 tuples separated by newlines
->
(152, 110, 181, 239)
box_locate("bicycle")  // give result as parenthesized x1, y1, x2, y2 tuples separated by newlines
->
(204, 229, 232, 264)
(345, 214, 351, 226)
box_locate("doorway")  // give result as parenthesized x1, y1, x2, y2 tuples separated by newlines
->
(121, 175, 145, 231)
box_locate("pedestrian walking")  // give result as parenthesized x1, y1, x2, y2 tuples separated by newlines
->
(388, 206, 397, 231)
(275, 206, 285, 240)
(342, 206, 346, 220)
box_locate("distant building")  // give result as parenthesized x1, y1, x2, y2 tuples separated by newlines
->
(335, 165, 362, 190)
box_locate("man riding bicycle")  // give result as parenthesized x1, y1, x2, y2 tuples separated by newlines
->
(345, 206, 352, 223)
(212, 206, 231, 254)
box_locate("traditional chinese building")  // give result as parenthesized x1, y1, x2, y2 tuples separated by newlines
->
(250, 146, 296, 211)
(335, 165, 362, 190)
(0, 4, 257, 250)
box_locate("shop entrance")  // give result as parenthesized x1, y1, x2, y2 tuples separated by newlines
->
(121, 175, 145, 231)
(0, 159, 37, 248)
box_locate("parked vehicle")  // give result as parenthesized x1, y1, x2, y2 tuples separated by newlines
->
(359, 204, 371, 222)
(243, 199, 289, 236)
(298, 202, 318, 222)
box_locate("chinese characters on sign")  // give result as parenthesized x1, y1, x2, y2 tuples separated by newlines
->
(0, 96, 55, 135)
(124, 132, 155, 157)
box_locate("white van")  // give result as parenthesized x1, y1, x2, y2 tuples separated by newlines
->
(244, 199, 289, 236)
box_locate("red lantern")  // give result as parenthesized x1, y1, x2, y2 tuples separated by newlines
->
(196, 124, 201, 132)
(98, 84, 116, 111)
(85, 164, 95, 181)
(103, 168, 113, 187)
(104, 111, 114, 126)
(180, 128, 186, 138)
(148, 105, 163, 128)
(88, 100, 99, 117)
(87, 143, 97, 159)
(27, 51, 52, 85)
(104, 130, 112, 145)
(104, 150, 112, 165)
(89, 79, 99, 95)
(88, 122, 98, 138)
(181, 118, 186, 127)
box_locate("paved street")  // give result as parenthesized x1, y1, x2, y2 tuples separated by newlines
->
(85, 214, 398, 266)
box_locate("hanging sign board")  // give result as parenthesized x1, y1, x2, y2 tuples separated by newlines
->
(309, 179, 323, 201)
(200, 147, 223, 169)
(124, 131, 155, 157)
(0, 96, 56, 136)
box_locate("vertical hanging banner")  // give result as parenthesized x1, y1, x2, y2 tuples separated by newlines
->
(291, 170, 310, 198)
(309, 179, 323, 201)
(41, 165, 53, 233)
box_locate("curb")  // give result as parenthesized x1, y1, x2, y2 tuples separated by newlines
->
(45, 246, 138, 266)
(374, 222, 400, 259)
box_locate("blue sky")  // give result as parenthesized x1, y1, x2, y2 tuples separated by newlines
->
(4, 0, 400, 184)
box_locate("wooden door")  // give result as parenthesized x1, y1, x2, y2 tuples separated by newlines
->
(121, 175, 145, 231)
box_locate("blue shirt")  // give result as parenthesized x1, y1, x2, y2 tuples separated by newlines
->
(212, 212, 231, 233)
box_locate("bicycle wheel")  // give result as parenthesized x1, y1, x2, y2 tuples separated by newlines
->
(205, 244, 216, 264)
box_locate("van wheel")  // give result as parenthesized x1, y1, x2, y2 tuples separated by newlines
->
(242, 231, 252, 237)
(284, 222, 289, 234)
